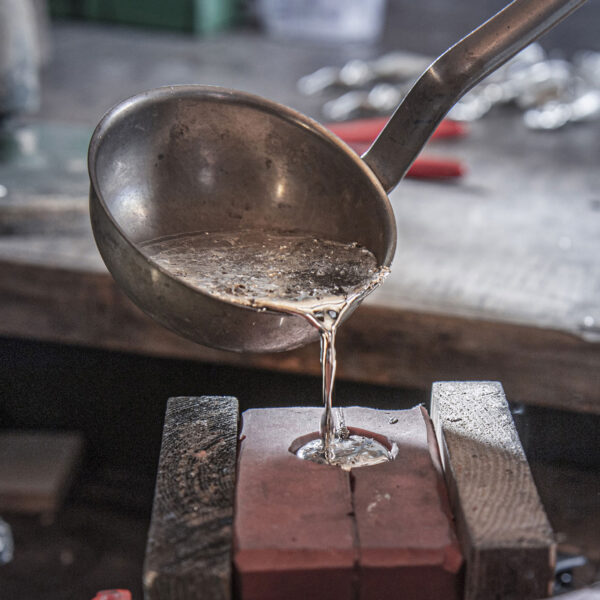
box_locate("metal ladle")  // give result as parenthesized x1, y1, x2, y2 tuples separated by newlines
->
(89, 0, 586, 353)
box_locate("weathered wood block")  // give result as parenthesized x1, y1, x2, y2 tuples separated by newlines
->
(144, 396, 239, 600)
(430, 381, 556, 600)
(233, 405, 463, 600)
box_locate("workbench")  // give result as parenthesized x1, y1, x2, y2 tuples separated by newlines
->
(1, 22, 599, 414)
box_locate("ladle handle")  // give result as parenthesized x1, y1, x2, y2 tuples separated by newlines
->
(362, 0, 588, 193)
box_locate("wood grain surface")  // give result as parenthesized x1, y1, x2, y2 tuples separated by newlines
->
(430, 381, 555, 600)
(1, 256, 599, 414)
(375, 120, 600, 341)
(1, 27, 600, 414)
(143, 396, 238, 600)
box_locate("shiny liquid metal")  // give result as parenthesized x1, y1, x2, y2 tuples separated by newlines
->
(141, 229, 393, 469)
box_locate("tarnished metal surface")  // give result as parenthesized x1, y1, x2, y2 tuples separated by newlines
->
(88, 86, 395, 352)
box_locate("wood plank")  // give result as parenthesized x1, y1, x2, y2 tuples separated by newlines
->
(1, 33, 600, 417)
(143, 396, 238, 600)
(0, 430, 82, 514)
(234, 406, 463, 600)
(1, 258, 599, 415)
(377, 113, 600, 341)
(0, 261, 600, 413)
(3, 114, 600, 346)
(430, 381, 555, 600)
(6, 34, 600, 348)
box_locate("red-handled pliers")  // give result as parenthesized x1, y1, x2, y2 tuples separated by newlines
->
(326, 117, 467, 180)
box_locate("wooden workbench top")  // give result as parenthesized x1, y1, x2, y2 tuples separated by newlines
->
(1, 23, 599, 414)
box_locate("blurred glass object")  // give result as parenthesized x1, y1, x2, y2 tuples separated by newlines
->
(445, 42, 600, 130)
(322, 83, 405, 120)
(524, 89, 600, 129)
(257, 0, 388, 43)
(0, 0, 42, 119)
(298, 51, 431, 95)
(301, 39, 600, 130)
(448, 43, 548, 121)
(575, 50, 600, 86)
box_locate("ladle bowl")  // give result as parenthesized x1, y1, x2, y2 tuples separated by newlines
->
(89, 0, 587, 353)
(89, 87, 395, 352)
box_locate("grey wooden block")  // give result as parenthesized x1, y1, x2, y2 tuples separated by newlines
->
(144, 396, 239, 600)
(0, 430, 83, 514)
(430, 381, 555, 600)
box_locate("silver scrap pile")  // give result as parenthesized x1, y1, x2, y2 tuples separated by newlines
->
(299, 43, 600, 130)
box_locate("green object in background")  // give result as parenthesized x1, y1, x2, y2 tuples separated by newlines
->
(48, 0, 239, 34)
(47, 0, 81, 18)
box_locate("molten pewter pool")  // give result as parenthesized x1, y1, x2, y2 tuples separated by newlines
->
(141, 229, 393, 469)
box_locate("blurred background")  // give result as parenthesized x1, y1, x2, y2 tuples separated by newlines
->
(1, 1, 599, 598)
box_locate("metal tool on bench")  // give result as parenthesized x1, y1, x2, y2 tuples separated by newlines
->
(326, 117, 467, 179)
(89, 0, 587, 353)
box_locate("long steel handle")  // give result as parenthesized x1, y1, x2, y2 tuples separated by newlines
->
(362, 0, 588, 193)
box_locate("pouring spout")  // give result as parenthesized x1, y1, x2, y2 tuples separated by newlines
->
(362, 0, 588, 194)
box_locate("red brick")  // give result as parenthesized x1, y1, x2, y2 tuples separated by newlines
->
(233, 406, 463, 600)
(348, 406, 463, 600)
(233, 407, 356, 600)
